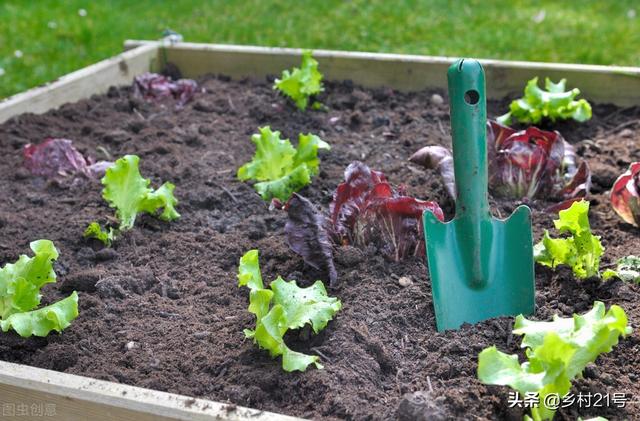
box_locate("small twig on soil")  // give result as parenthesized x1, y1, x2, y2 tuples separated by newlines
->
(227, 96, 236, 111)
(396, 368, 403, 396)
(311, 347, 332, 363)
(601, 105, 638, 123)
(133, 108, 146, 121)
(427, 376, 434, 393)
(437, 118, 446, 136)
(597, 119, 640, 139)
(506, 330, 513, 347)
(131, 237, 139, 259)
(210, 181, 238, 203)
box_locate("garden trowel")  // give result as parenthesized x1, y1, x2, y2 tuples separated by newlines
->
(423, 59, 535, 332)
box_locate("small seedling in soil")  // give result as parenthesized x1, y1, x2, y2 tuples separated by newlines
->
(237, 126, 330, 201)
(23, 138, 112, 181)
(132, 72, 200, 108)
(478, 301, 631, 421)
(410, 120, 590, 211)
(534, 200, 604, 279)
(84, 154, 180, 246)
(0, 240, 79, 338)
(237, 250, 341, 372)
(603, 255, 640, 283)
(273, 50, 324, 111)
(611, 162, 640, 227)
(497, 77, 592, 125)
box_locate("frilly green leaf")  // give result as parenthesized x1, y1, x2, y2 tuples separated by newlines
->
(534, 200, 603, 279)
(498, 77, 592, 125)
(237, 249, 263, 290)
(478, 301, 631, 421)
(1, 292, 79, 338)
(271, 277, 342, 333)
(237, 127, 329, 201)
(0, 241, 79, 338)
(273, 50, 324, 111)
(237, 250, 339, 372)
(85, 154, 179, 245)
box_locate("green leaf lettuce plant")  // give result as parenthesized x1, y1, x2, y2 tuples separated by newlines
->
(274, 50, 324, 110)
(237, 249, 341, 372)
(497, 77, 592, 125)
(534, 200, 603, 279)
(0, 240, 79, 337)
(237, 127, 330, 201)
(478, 301, 631, 421)
(84, 154, 180, 245)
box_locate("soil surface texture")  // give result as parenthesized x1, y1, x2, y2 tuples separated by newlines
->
(1, 73, 639, 421)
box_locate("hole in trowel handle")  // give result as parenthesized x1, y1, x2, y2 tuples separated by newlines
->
(464, 90, 479, 105)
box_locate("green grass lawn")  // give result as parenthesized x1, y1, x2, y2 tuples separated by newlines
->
(0, 0, 638, 98)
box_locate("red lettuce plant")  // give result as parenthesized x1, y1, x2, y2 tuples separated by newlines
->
(410, 120, 590, 211)
(132, 72, 200, 107)
(330, 161, 444, 261)
(611, 162, 640, 226)
(23, 138, 111, 180)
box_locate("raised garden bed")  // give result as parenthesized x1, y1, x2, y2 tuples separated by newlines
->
(1, 41, 639, 420)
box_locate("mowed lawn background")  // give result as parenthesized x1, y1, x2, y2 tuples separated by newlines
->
(0, 0, 638, 98)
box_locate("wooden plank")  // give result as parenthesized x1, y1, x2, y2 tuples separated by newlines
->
(125, 40, 640, 106)
(0, 360, 302, 421)
(0, 43, 160, 124)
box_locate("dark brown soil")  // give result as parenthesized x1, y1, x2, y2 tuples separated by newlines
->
(0, 74, 639, 421)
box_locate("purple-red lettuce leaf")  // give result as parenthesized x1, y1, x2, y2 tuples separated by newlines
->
(409, 145, 455, 199)
(611, 162, 640, 227)
(23, 138, 111, 181)
(410, 121, 591, 211)
(330, 161, 444, 261)
(283, 193, 338, 287)
(132, 72, 200, 108)
(487, 120, 565, 199)
(329, 161, 387, 244)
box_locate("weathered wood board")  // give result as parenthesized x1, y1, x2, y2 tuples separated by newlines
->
(0, 360, 298, 421)
(127, 40, 640, 107)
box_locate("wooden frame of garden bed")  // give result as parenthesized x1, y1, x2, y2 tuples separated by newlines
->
(0, 39, 638, 420)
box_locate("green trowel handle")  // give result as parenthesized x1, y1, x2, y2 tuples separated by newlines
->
(447, 59, 489, 219)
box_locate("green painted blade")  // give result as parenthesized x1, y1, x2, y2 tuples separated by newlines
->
(423, 59, 535, 331)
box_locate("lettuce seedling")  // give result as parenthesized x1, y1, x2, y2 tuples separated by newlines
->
(410, 120, 591, 211)
(0, 240, 79, 337)
(603, 255, 640, 283)
(497, 77, 592, 125)
(534, 200, 603, 279)
(237, 127, 330, 201)
(23, 138, 112, 181)
(478, 301, 631, 421)
(238, 250, 341, 372)
(611, 162, 640, 227)
(132, 72, 200, 108)
(331, 161, 444, 261)
(274, 50, 324, 110)
(84, 155, 180, 245)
